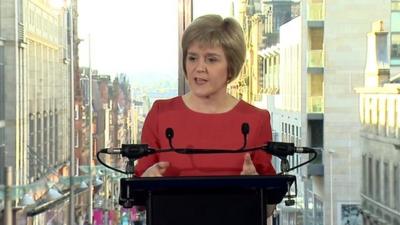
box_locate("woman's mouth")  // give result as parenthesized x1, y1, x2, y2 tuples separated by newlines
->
(194, 77, 208, 85)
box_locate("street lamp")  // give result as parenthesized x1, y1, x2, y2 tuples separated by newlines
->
(328, 149, 335, 225)
(49, 0, 76, 223)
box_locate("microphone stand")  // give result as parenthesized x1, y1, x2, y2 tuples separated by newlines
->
(275, 156, 295, 206)
(97, 124, 318, 207)
(280, 158, 290, 175)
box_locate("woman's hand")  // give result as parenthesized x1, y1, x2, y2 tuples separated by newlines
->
(141, 162, 170, 177)
(240, 153, 259, 175)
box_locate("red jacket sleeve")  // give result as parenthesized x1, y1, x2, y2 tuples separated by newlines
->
(251, 110, 276, 175)
(134, 101, 160, 176)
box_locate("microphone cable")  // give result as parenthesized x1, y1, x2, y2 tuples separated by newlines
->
(276, 150, 318, 175)
(96, 123, 319, 175)
(96, 149, 131, 174)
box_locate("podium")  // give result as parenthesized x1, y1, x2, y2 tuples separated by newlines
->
(120, 175, 296, 225)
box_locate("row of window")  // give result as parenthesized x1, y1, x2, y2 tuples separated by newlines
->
(0, 44, 5, 183)
(391, 1, 400, 65)
(28, 2, 61, 44)
(260, 54, 280, 92)
(360, 95, 400, 139)
(28, 111, 60, 180)
(0, 46, 4, 122)
(305, 190, 324, 225)
(281, 122, 302, 173)
(362, 154, 400, 211)
(282, 122, 301, 138)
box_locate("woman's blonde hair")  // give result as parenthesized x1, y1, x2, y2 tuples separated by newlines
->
(181, 14, 246, 83)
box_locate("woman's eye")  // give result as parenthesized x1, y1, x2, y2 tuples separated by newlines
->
(207, 57, 218, 63)
(187, 56, 197, 62)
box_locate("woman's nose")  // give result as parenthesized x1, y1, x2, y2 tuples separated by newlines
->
(196, 60, 206, 72)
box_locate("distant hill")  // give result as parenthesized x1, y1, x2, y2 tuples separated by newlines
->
(129, 72, 178, 86)
(130, 72, 178, 105)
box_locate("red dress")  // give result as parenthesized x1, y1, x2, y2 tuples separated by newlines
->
(135, 97, 275, 176)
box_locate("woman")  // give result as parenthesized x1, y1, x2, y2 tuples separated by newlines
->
(135, 14, 275, 177)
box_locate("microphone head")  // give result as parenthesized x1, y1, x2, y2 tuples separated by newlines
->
(165, 128, 174, 139)
(241, 123, 250, 135)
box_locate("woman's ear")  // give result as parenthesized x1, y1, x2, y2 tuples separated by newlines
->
(227, 73, 233, 83)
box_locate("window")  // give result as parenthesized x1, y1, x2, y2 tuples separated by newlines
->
(36, 113, 42, 175)
(314, 195, 324, 225)
(55, 111, 59, 163)
(394, 165, 399, 210)
(362, 155, 367, 194)
(18, 0, 23, 23)
(0, 46, 4, 123)
(391, 12, 400, 32)
(74, 132, 79, 148)
(375, 160, 381, 201)
(43, 111, 48, 167)
(28, 113, 35, 180)
(74, 104, 79, 120)
(391, 9, 400, 65)
(0, 46, 4, 181)
(384, 162, 390, 204)
(391, 33, 400, 65)
(49, 111, 54, 165)
(368, 157, 373, 196)
(393, 1, 400, 10)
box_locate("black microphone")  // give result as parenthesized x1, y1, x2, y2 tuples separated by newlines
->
(240, 123, 249, 150)
(262, 142, 316, 158)
(241, 123, 249, 136)
(101, 147, 122, 154)
(165, 128, 174, 149)
(166, 128, 174, 139)
(121, 144, 154, 159)
(100, 144, 154, 159)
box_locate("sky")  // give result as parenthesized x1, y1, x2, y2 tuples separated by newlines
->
(78, 0, 178, 79)
(78, 0, 237, 81)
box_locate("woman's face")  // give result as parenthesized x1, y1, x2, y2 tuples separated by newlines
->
(185, 41, 229, 99)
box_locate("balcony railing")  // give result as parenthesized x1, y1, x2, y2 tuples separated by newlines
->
(308, 50, 324, 68)
(361, 194, 400, 224)
(360, 93, 400, 139)
(307, 2, 324, 21)
(308, 96, 324, 113)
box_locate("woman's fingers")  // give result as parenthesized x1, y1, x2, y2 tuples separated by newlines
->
(142, 162, 170, 177)
(241, 153, 258, 175)
(155, 161, 170, 175)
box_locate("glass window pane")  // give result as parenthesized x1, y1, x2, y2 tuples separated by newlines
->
(392, 2, 400, 11)
(0, 47, 4, 122)
(391, 33, 400, 65)
(375, 160, 381, 201)
(392, 12, 400, 31)
(394, 165, 400, 210)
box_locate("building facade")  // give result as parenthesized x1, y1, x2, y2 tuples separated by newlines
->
(0, 0, 78, 223)
(356, 21, 400, 225)
(230, 0, 400, 224)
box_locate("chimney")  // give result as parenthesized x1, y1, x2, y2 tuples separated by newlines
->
(364, 20, 390, 87)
